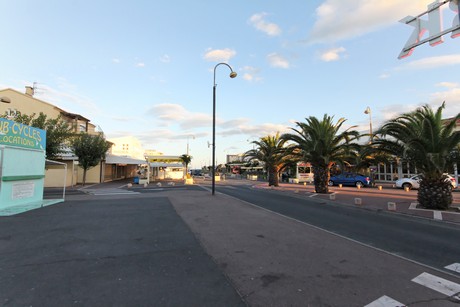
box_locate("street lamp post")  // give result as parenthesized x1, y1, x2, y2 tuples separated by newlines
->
(212, 63, 237, 195)
(364, 106, 373, 143)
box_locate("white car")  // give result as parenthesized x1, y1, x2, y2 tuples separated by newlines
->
(395, 174, 457, 190)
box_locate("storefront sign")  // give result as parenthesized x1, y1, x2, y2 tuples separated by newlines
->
(399, 0, 460, 59)
(0, 118, 46, 151)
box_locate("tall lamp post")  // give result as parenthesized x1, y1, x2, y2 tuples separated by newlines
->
(212, 63, 237, 195)
(364, 106, 373, 143)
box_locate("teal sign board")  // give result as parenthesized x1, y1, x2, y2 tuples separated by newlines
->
(0, 118, 46, 151)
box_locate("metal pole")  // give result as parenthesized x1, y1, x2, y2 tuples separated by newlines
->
(212, 84, 216, 195)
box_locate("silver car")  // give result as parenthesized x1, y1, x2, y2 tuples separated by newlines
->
(395, 174, 457, 190)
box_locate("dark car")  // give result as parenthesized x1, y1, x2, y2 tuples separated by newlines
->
(328, 173, 372, 188)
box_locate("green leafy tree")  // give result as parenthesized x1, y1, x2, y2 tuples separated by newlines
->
(244, 132, 291, 187)
(372, 102, 460, 210)
(179, 154, 192, 177)
(1, 112, 72, 159)
(282, 115, 361, 193)
(71, 133, 111, 185)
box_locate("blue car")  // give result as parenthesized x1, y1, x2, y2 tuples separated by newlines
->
(328, 173, 372, 187)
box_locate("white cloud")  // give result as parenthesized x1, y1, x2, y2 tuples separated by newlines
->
(34, 79, 101, 116)
(136, 62, 145, 67)
(436, 82, 459, 88)
(112, 58, 120, 64)
(379, 73, 390, 79)
(241, 66, 262, 82)
(396, 54, 460, 70)
(267, 53, 290, 69)
(146, 103, 212, 129)
(319, 47, 346, 62)
(203, 48, 237, 62)
(160, 54, 171, 63)
(248, 12, 282, 36)
(307, 0, 433, 45)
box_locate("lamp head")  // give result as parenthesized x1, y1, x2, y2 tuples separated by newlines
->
(229, 71, 237, 78)
(364, 106, 371, 114)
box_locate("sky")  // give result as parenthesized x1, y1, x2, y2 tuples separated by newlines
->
(1, 0, 460, 169)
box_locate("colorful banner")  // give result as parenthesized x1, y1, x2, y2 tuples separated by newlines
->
(0, 118, 46, 151)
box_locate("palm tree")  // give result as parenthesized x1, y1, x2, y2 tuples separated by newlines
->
(372, 102, 460, 210)
(282, 114, 361, 193)
(179, 154, 192, 178)
(244, 133, 291, 187)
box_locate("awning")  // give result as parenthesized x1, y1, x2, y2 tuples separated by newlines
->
(105, 154, 147, 165)
(150, 162, 183, 168)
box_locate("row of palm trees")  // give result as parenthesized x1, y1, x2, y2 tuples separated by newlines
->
(244, 103, 460, 210)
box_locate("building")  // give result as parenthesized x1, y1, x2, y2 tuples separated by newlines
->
(0, 87, 145, 187)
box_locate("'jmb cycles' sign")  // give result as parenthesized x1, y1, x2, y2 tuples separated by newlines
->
(399, 0, 460, 58)
(0, 118, 46, 151)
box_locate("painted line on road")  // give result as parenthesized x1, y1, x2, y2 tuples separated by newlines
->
(411, 272, 460, 300)
(364, 295, 404, 307)
(433, 210, 443, 220)
(409, 202, 418, 210)
(445, 263, 460, 273)
(308, 194, 318, 198)
(92, 192, 141, 196)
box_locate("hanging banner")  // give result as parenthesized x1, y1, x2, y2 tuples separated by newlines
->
(0, 118, 46, 151)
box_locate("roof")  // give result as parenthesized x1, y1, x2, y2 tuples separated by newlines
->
(105, 154, 147, 165)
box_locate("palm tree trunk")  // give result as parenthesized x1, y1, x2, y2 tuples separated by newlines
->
(417, 178, 452, 210)
(268, 166, 279, 187)
(312, 165, 329, 193)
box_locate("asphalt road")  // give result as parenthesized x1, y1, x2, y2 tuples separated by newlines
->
(214, 183, 460, 276)
(0, 195, 245, 306)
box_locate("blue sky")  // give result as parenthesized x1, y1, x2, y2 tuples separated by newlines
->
(1, 0, 460, 168)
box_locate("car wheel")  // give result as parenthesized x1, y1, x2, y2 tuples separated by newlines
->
(402, 183, 412, 190)
(355, 181, 363, 188)
(328, 180, 334, 186)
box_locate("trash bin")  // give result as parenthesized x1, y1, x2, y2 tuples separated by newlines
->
(133, 176, 139, 184)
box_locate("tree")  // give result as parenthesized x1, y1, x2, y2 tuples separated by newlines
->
(179, 154, 192, 177)
(372, 102, 460, 210)
(1, 112, 72, 159)
(244, 132, 291, 187)
(71, 133, 111, 185)
(282, 115, 361, 193)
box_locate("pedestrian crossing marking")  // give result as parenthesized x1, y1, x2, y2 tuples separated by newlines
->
(411, 272, 460, 300)
(445, 263, 460, 273)
(364, 295, 404, 307)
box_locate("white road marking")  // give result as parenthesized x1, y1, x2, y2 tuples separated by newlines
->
(308, 194, 318, 198)
(445, 263, 460, 273)
(409, 203, 418, 210)
(411, 272, 460, 300)
(433, 211, 443, 220)
(364, 295, 404, 307)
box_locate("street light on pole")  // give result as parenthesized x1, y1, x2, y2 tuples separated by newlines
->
(364, 106, 373, 143)
(212, 63, 237, 195)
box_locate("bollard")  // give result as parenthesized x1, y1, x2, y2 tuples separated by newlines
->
(404, 187, 410, 192)
(357, 185, 361, 190)
(387, 202, 396, 211)
(354, 198, 362, 206)
(303, 182, 306, 186)
(144, 183, 148, 188)
(378, 185, 383, 190)
(329, 194, 336, 200)
(339, 184, 342, 188)
(127, 183, 132, 188)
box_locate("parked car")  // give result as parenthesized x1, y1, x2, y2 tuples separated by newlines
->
(395, 174, 457, 190)
(328, 173, 372, 188)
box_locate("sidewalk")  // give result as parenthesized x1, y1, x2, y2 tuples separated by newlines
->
(249, 181, 460, 224)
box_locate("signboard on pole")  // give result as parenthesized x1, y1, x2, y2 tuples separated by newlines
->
(399, 0, 460, 59)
